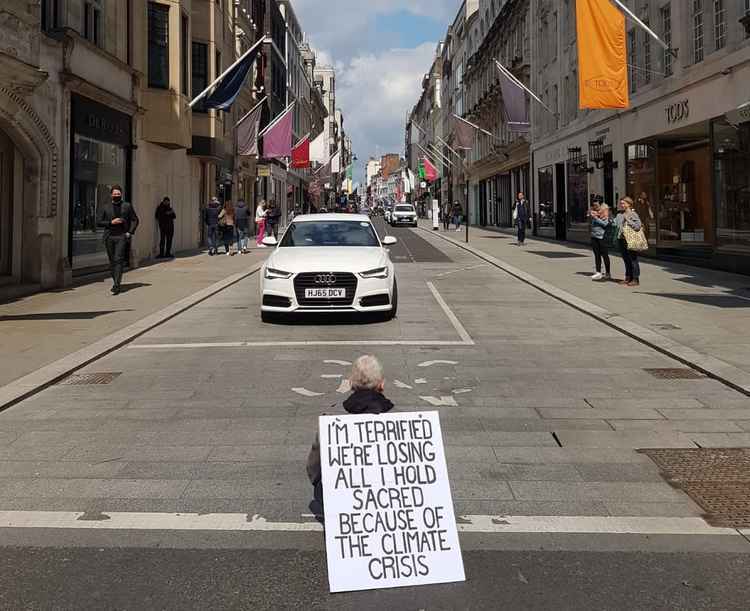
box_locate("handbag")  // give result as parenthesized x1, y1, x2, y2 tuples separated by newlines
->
(512, 205, 518, 223)
(218, 210, 227, 227)
(623, 222, 648, 252)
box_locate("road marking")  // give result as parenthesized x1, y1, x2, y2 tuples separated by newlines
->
(324, 360, 351, 366)
(291, 387, 324, 397)
(320, 374, 343, 379)
(434, 264, 490, 279)
(420, 395, 459, 407)
(0, 511, 741, 537)
(414, 378, 427, 384)
(127, 284, 474, 350)
(393, 380, 413, 389)
(418, 360, 459, 368)
(336, 380, 352, 394)
(453, 388, 473, 395)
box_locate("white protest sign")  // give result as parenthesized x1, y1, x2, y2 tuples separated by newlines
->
(319, 411, 465, 593)
(432, 199, 440, 230)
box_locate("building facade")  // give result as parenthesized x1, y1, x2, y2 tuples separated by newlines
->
(531, 0, 750, 273)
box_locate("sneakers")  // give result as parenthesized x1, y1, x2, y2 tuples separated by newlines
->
(603, 273, 611, 281)
(591, 272, 604, 281)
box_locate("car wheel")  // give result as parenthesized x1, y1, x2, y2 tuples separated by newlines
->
(386, 282, 398, 320)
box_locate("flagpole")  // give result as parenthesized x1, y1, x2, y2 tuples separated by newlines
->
(293, 132, 310, 149)
(415, 143, 440, 169)
(495, 60, 556, 115)
(426, 142, 455, 168)
(233, 96, 267, 128)
(190, 36, 266, 108)
(257, 101, 296, 139)
(452, 113, 502, 142)
(412, 120, 463, 160)
(611, 0, 672, 53)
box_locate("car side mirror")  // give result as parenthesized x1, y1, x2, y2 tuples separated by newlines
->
(262, 236, 277, 246)
(382, 236, 397, 246)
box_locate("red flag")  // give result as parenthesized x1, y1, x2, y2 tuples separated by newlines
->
(291, 135, 310, 169)
(423, 157, 438, 182)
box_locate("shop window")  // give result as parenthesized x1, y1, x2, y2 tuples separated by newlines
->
(538, 166, 554, 228)
(566, 159, 589, 227)
(148, 2, 170, 89)
(714, 119, 750, 250)
(626, 143, 658, 243)
(191, 42, 208, 113)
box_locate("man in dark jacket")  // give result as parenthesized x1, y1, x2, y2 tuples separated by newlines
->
(515, 192, 530, 246)
(234, 199, 251, 253)
(97, 184, 139, 295)
(203, 197, 221, 255)
(307, 355, 393, 518)
(155, 197, 176, 259)
(265, 200, 282, 239)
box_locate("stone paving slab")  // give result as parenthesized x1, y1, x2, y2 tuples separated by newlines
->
(555, 431, 696, 449)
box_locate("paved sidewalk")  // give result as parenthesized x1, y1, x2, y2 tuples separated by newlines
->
(421, 221, 750, 383)
(0, 248, 268, 388)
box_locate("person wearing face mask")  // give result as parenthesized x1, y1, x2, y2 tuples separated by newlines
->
(97, 185, 139, 295)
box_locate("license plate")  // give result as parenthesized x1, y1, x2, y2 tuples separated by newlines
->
(305, 288, 346, 299)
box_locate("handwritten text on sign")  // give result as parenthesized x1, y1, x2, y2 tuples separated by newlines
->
(320, 411, 465, 593)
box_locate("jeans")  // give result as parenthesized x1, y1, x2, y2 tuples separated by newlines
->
(453, 215, 461, 229)
(591, 237, 611, 275)
(443, 213, 450, 230)
(104, 235, 128, 289)
(517, 223, 527, 244)
(236, 226, 249, 251)
(222, 225, 234, 252)
(266, 222, 279, 239)
(620, 238, 640, 280)
(207, 226, 219, 253)
(159, 229, 173, 257)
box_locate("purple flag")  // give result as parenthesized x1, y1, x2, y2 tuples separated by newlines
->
(452, 115, 475, 149)
(497, 68, 530, 133)
(262, 105, 293, 159)
(237, 104, 263, 156)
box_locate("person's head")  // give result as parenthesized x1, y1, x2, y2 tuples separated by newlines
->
(349, 355, 385, 393)
(111, 185, 123, 202)
(162, 197, 171, 206)
(600, 203, 610, 218)
(619, 196, 634, 212)
(211, 196, 220, 207)
(517, 192, 525, 201)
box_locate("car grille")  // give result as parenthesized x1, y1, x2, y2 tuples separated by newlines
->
(263, 295, 292, 308)
(294, 272, 357, 307)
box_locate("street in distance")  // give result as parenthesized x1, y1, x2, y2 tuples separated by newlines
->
(260, 214, 398, 322)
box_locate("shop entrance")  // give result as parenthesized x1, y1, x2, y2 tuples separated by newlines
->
(0, 129, 14, 280)
(554, 162, 566, 240)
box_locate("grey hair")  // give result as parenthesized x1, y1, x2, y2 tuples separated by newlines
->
(349, 355, 384, 391)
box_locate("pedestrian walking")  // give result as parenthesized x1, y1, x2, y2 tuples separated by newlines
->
(203, 197, 221, 256)
(234, 199, 251, 254)
(97, 185, 139, 295)
(255, 200, 267, 247)
(590, 203, 612, 281)
(306, 355, 394, 518)
(451, 202, 463, 231)
(615, 196, 646, 287)
(514, 192, 529, 246)
(265, 200, 282, 239)
(154, 196, 176, 259)
(443, 203, 451, 231)
(218, 200, 235, 255)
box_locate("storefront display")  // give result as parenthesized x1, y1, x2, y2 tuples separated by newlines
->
(714, 119, 750, 251)
(537, 166, 554, 228)
(566, 159, 589, 227)
(70, 95, 131, 270)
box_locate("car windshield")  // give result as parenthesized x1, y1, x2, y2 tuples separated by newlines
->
(395, 206, 414, 212)
(279, 221, 380, 247)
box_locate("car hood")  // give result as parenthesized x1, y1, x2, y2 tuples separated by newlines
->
(268, 247, 389, 273)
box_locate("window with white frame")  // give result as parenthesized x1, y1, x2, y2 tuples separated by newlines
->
(713, 0, 726, 50)
(661, 4, 673, 77)
(693, 0, 704, 63)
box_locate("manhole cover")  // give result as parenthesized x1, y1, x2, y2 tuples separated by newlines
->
(57, 372, 121, 385)
(641, 448, 750, 528)
(643, 368, 704, 379)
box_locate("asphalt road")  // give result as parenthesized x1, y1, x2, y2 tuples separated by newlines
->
(1, 223, 749, 609)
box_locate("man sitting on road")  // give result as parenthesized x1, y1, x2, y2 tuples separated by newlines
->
(306, 355, 394, 518)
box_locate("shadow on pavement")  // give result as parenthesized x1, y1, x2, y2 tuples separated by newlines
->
(263, 312, 392, 326)
(636, 292, 750, 308)
(0, 310, 134, 322)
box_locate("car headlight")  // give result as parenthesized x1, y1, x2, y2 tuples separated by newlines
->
(359, 267, 389, 279)
(265, 267, 293, 279)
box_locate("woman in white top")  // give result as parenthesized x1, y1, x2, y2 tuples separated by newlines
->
(255, 200, 267, 247)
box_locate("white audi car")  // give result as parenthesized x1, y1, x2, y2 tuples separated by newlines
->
(259, 214, 398, 322)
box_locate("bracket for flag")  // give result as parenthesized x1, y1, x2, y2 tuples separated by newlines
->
(495, 60, 557, 116)
(412, 121, 463, 160)
(451, 113, 503, 143)
(611, 0, 676, 56)
(234, 96, 267, 128)
(426, 142, 455, 167)
(415, 143, 441, 170)
(190, 36, 267, 108)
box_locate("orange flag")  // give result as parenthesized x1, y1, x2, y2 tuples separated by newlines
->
(576, 0, 629, 109)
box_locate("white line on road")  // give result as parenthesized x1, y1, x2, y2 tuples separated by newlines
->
(291, 388, 324, 397)
(418, 360, 459, 368)
(420, 395, 459, 407)
(426, 282, 475, 345)
(0, 511, 741, 537)
(324, 360, 351, 366)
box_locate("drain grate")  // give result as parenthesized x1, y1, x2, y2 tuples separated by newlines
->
(641, 448, 750, 528)
(643, 368, 704, 379)
(57, 372, 121, 386)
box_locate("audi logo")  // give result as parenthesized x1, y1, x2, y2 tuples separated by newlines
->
(314, 273, 337, 286)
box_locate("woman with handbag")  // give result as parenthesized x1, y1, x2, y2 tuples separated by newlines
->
(218, 201, 235, 256)
(615, 196, 647, 287)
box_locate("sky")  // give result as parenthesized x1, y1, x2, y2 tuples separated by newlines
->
(291, 0, 458, 186)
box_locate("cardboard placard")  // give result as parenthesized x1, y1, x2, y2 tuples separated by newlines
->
(320, 411, 465, 593)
